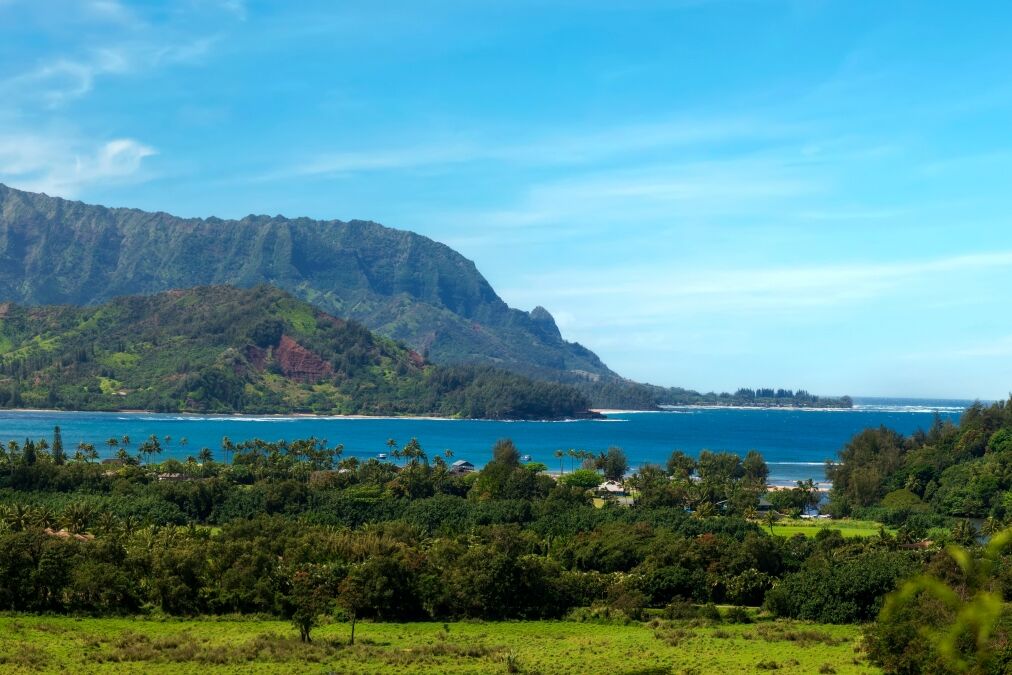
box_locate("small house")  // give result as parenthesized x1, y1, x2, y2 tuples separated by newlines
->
(156, 472, 190, 482)
(449, 460, 475, 476)
(596, 480, 626, 497)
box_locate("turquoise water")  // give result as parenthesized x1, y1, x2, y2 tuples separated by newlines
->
(0, 398, 967, 483)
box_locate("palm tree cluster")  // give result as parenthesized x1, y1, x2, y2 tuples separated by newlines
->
(0, 502, 142, 536)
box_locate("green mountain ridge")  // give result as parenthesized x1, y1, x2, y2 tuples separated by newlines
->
(0, 184, 848, 408)
(0, 183, 616, 389)
(0, 285, 592, 418)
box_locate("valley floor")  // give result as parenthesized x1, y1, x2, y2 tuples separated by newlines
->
(0, 615, 879, 674)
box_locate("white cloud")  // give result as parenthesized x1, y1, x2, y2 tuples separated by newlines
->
(501, 250, 1012, 318)
(257, 115, 800, 182)
(436, 156, 820, 233)
(2, 37, 215, 107)
(217, 0, 247, 20)
(263, 143, 478, 180)
(84, 0, 136, 24)
(0, 134, 156, 197)
(4, 49, 129, 106)
(950, 335, 1012, 359)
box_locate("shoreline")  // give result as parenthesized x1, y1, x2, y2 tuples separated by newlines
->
(0, 407, 601, 423)
(592, 405, 854, 414)
(0, 408, 465, 421)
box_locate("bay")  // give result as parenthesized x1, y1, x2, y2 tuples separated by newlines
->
(0, 397, 969, 484)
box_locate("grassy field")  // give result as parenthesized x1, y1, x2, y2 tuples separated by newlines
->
(766, 519, 886, 539)
(0, 614, 880, 674)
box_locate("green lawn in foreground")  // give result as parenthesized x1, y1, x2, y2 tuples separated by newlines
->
(0, 614, 879, 674)
(766, 519, 886, 539)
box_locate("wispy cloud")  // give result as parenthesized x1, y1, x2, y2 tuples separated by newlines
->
(216, 0, 247, 21)
(0, 0, 234, 197)
(0, 134, 156, 197)
(951, 335, 1012, 358)
(502, 250, 1012, 317)
(83, 0, 137, 25)
(257, 143, 479, 181)
(1, 37, 217, 107)
(434, 154, 822, 234)
(255, 115, 800, 182)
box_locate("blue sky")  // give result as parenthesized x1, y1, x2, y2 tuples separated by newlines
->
(2, 1, 1011, 399)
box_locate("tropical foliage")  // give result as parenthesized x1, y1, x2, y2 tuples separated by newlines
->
(0, 285, 590, 419)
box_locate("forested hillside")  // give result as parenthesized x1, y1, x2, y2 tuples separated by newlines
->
(0, 285, 591, 418)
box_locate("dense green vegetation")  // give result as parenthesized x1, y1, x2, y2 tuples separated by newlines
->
(0, 432, 965, 629)
(827, 398, 1012, 527)
(807, 397, 1012, 673)
(0, 285, 591, 419)
(0, 400, 1006, 673)
(0, 421, 1008, 672)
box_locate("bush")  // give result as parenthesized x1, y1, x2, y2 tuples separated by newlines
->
(724, 606, 753, 624)
(561, 469, 602, 490)
(764, 551, 917, 623)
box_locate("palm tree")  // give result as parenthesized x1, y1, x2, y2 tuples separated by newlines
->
(3, 503, 30, 532)
(221, 436, 234, 465)
(764, 509, 779, 535)
(62, 503, 93, 534)
(75, 442, 97, 463)
(139, 434, 163, 465)
(106, 437, 119, 461)
(31, 506, 58, 530)
(554, 449, 565, 476)
(981, 516, 1004, 538)
(121, 514, 141, 536)
(6, 440, 19, 467)
(198, 448, 214, 464)
(94, 510, 121, 536)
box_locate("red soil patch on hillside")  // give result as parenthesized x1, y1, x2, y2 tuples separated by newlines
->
(276, 335, 333, 382)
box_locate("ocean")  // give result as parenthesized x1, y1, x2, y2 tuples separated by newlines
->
(0, 397, 969, 484)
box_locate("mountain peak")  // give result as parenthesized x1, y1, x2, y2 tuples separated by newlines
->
(529, 306, 562, 340)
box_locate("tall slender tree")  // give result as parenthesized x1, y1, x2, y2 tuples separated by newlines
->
(51, 426, 65, 465)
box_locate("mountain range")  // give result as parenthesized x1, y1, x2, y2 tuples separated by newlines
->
(0, 183, 614, 385)
(0, 183, 849, 409)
